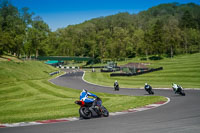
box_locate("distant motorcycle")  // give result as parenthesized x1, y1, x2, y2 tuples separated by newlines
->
(114, 84, 119, 91)
(144, 84, 154, 95)
(75, 97, 109, 119)
(114, 81, 119, 91)
(173, 85, 185, 96)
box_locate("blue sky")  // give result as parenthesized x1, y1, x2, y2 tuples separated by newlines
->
(12, 0, 200, 31)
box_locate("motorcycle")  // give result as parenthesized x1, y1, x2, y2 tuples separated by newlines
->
(173, 86, 185, 96)
(75, 97, 109, 119)
(145, 85, 154, 95)
(114, 84, 119, 91)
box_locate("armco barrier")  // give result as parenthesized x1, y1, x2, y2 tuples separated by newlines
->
(49, 71, 60, 76)
(37, 56, 93, 61)
(82, 66, 104, 69)
(110, 67, 163, 77)
(101, 67, 121, 72)
(101, 69, 114, 72)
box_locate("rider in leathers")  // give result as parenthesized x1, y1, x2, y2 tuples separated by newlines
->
(144, 83, 152, 91)
(80, 89, 101, 107)
(114, 80, 119, 90)
(172, 83, 180, 94)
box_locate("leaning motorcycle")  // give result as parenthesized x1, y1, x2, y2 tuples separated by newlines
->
(75, 97, 109, 119)
(114, 84, 119, 91)
(173, 86, 185, 96)
(145, 85, 154, 95)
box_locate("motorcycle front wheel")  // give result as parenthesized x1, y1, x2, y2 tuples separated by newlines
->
(79, 107, 92, 119)
(101, 106, 109, 117)
(147, 90, 154, 95)
(180, 91, 186, 96)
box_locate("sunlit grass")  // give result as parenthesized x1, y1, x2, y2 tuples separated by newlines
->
(84, 53, 200, 88)
(0, 80, 166, 123)
(0, 59, 166, 123)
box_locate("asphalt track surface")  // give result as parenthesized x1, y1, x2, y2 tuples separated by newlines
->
(1, 71, 200, 133)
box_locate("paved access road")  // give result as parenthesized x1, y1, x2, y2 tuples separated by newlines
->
(1, 71, 200, 133)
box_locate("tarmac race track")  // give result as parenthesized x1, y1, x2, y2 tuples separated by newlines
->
(1, 71, 200, 133)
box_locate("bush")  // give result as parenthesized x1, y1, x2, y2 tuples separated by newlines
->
(127, 51, 136, 58)
(149, 56, 163, 60)
(140, 57, 147, 60)
(117, 58, 125, 61)
(93, 58, 101, 64)
(86, 58, 101, 65)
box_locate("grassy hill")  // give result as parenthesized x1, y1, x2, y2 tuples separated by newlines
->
(84, 53, 200, 88)
(0, 61, 57, 84)
(0, 58, 165, 123)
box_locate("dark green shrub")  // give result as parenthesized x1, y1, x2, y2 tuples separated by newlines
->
(86, 58, 101, 65)
(149, 56, 163, 60)
(140, 57, 147, 60)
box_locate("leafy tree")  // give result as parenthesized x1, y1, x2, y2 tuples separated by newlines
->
(0, 0, 19, 55)
(151, 20, 164, 55)
(132, 29, 145, 56)
(143, 30, 152, 58)
(96, 29, 110, 58)
(1, 1, 200, 60)
(179, 10, 196, 29)
(163, 16, 181, 58)
(28, 16, 50, 58)
(184, 28, 200, 53)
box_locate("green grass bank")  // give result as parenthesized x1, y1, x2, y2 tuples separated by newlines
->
(84, 53, 200, 88)
(0, 59, 166, 123)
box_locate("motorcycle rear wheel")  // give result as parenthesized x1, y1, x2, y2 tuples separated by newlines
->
(79, 107, 92, 119)
(114, 85, 119, 91)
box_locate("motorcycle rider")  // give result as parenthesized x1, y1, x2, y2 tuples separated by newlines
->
(80, 89, 101, 108)
(114, 80, 119, 90)
(172, 83, 180, 94)
(144, 83, 154, 95)
(144, 83, 152, 91)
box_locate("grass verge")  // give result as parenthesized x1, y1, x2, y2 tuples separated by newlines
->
(84, 53, 200, 88)
(0, 57, 166, 124)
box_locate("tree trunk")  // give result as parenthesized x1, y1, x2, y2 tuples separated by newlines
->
(199, 44, 200, 53)
(185, 44, 188, 54)
(145, 49, 148, 60)
(36, 49, 38, 58)
(170, 45, 173, 59)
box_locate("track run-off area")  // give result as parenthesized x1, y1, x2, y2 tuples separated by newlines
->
(1, 70, 200, 133)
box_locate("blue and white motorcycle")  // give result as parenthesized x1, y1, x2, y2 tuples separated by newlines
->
(75, 97, 109, 119)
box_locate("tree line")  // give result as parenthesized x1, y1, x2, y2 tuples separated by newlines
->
(0, 0, 200, 60)
(0, 0, 50, 58)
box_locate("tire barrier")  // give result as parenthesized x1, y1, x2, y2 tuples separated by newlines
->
(57, 66, 80, 69)
(101, 69, 114, 72)
(110, 67, 163, 77)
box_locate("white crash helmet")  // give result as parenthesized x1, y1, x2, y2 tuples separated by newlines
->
(83, 89, 88, 93)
